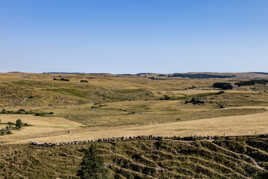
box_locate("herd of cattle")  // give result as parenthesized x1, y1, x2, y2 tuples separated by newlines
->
(30, 134, 265, 147)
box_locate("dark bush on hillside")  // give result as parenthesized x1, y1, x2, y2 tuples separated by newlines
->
(80, 80, 88, 83)
(7, 122, 15, 126)
(18, 109, 26, 114)
(0, 109, 53, 116)
(60, 77, 70, 81)
(185, 98, 204, 105)
(212, 82, 233, 90)
(0, 109, 27, 114)
(53, 77, 70, 81)
(216, 91, 225, 95)
(235, 79, 268, 87)
(160, 95, 171, 100)
(24, 123, 30, 126)
(216, 102, 225, 108)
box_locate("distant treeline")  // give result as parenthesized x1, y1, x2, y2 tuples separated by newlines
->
(0, 109, 53, 116)
(235, 79, 268, 87)
(251, 72, 268, 75)
(44, 72, 86, 74)
(167, 73, 236, 79)
(44, 72, 111, 75)
(44, 72, 238, 79)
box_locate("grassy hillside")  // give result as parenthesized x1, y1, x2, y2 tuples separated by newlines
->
(0, 73, 268, 178)
(1, 72, 268, 143)
(0, 135, 267, 178)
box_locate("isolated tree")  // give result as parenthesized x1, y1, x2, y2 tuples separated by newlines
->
(16, 119, 23, 129)
(77, 144, 108, 179)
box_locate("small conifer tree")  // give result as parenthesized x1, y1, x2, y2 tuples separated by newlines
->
(15, 119, 23, 129)
(78, 144, 108, 179)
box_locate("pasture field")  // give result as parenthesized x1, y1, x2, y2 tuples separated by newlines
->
(2, 107, 267, 144)
(0, 114, 82, 144)
(0, 72, 268, 144)
(0, 72, 268, 178)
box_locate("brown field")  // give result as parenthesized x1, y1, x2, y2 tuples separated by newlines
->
(0, 114, 82, 143)
(0, 106, 267, 144)
(0, 72, 268, 144)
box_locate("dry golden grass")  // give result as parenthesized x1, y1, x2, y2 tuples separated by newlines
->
(2, 106, 267, 144)
(0, 114, 83, 144)
(1, 72, 268, 144)
(2, 72, 268, 178)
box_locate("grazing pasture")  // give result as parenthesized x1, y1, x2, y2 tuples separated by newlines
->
(0, 114, 82, 144)
(0, 72, 268, 144)
(0, 72, 268, 177)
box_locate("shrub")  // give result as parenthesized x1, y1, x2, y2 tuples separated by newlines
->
(7, 122, 14, 127)
(185, 97, 205, 105)
(1, 109, 6, 114)
(17, 109, 26, 114)
(60, 77, 70, 81)
(212, 82, 233, 90)
(80, 80, 88, 83)
(24, 123, 30, 126)
(216, 90, 225, 95)
(160, 95, 171, 100)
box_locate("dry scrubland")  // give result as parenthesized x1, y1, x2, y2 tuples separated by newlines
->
(0, 135, 268, 178)
(0, 72, 268, 177)
(0, 72, 268, 144)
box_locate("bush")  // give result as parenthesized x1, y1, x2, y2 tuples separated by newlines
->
(17, 109, 26, 114)
(216, 91, 225, 95)
(34, 112, 53, 116)
(7, 122, 14, 126)
(212, 82, 233, 90)
(1, 109, 6, 114)
(24, 123, 30, 126)
(80, 80, 88, 83)
(53, 77, 70, 81)
(160, 95, 171, 100)
(60, 78, 70, 81)
(185, 97, 205, 105)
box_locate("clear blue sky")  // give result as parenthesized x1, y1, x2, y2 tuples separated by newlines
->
(0, 0, 267, 73)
